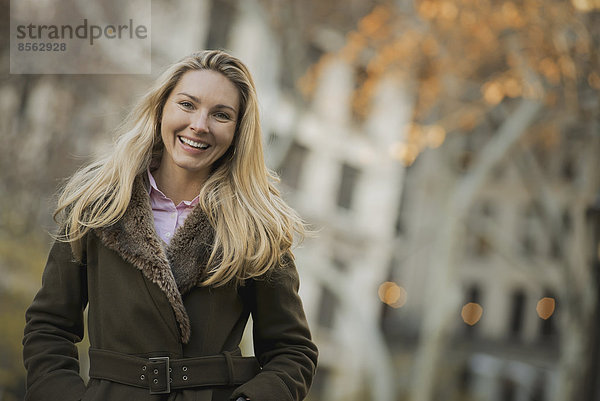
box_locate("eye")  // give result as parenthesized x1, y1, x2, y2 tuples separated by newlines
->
(214, 111, 233, 122)
(179, 101, 194, 109)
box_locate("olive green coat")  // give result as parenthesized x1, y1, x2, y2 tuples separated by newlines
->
(23, 177, 318, 401)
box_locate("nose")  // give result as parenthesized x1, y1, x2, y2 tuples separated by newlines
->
(189, 111, 209, 134)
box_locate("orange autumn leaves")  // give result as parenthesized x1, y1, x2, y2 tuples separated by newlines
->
(299, 0, 596, 166)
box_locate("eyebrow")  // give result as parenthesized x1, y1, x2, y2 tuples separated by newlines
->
(176, 92, 237, 114)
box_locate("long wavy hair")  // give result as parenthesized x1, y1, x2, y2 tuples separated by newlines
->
(55, 50, 306, 286)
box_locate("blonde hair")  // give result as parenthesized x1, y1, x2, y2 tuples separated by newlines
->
(55, 50, 306, 286)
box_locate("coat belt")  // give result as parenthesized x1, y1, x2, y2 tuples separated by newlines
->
(88, 347, 261, 394)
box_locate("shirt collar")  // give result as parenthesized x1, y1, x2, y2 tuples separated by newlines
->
(146, 168, 200, 207)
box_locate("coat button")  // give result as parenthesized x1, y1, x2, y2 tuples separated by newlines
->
(142, 365, 147, 371)
(153, 379, 159, 384)
(140, 375, 145, 381)
(154, 369, 159, 375)
(182, 366, 188, 372)
(183, 375, 188, 381)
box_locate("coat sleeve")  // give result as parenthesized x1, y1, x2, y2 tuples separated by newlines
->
(22, 239, 88, 401)
(232, 257, 318, 401)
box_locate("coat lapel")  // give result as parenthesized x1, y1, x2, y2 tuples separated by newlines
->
(94, 176, 216, 344)
(166, 203, 214, 294)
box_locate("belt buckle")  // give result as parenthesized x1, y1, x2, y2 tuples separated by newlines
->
(148, 356, 171, 394)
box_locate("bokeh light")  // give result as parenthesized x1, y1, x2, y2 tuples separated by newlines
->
(461, 302, 483, 326)
(482, 81, 504, 105)
(425, 125, 446, 148)
(536, 297, 556, 320)
(378, 281, 408, 308)
(389, 142, 419, 166)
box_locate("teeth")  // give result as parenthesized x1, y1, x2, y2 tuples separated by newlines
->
(180, 137, 209, 149)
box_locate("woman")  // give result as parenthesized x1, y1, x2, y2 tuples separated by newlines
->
(23, 50, 318, 401)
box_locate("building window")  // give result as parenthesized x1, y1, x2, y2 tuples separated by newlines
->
(509, 290, 526, 340)
(521, 233, 537, 256)
(317, 285, 338, 329)
(474, 235, 492, 257)
(562, 209, 572, 231)
(520, 204, 538, 257)
(205, 0, 237, 49)
(561, 155, 576, 181)
(279, 141, 308, 190)
(531, 373, 547, 401)
(480, 200, 496, 218)
(458, 150, 473, 173)
(549, 235, 563, 260)
(395, 182, 409, 236)
(337, 163, 360, 209)
(464, 285, 482, 335)
(466, 285, 481, 304)
(458, 363, 472, 394)
(472, 200, 495, 257)
(331, 257, 348, 272)
(499, 377, 517, 401)
(540, 290, 557, 341)
(316, 258, 346, 329)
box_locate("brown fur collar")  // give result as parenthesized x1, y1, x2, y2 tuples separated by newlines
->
(94, 175, 215, 344)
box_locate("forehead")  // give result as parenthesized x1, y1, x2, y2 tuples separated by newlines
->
(172, 69, 240, 108)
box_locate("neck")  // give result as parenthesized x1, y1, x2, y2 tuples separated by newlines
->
(153, 163, 207, 205)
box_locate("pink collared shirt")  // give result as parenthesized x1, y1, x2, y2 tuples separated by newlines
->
(147, 170, 199, 245)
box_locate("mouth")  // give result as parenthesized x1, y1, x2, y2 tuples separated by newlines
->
(178, 136, 211, 150)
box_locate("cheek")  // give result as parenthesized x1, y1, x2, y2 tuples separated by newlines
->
(221, 132, 235, 153)
(159, 118, 170, 145)
(159, 108, 171, 139)
(159, 114, 181, 149)
(161, 104, 187, 134)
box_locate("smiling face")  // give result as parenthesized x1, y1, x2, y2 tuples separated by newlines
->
(158, 69, 240, 185)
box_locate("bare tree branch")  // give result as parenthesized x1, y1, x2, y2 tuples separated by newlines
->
(411, 98, 542, 401)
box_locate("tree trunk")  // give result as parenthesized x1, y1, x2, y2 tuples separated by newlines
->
(410, 99, 542, 401)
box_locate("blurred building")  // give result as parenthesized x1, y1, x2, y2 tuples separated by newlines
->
(273, 59, 565, 401)
(197, 1, 597, 401)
